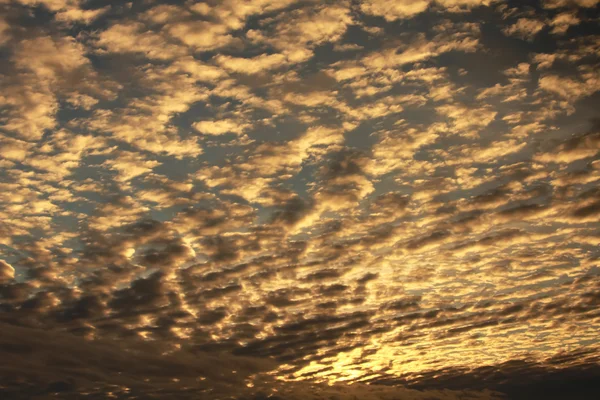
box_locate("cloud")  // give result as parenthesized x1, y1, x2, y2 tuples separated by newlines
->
(436, 0, 497, 11)
(314, 149, 375, 212)
(0, 136, 30, 162)
(86, 63, 205, 157)
(360, 0, 431, 20)
(247, 3, 353, 63)
(534, 120, 600, 163)
(542, 0, 599, 8)
(503, 18, 546, 40)
(360, 0, 497, 20)
(16, 0, 109, 23)
(0, 321, 276, 398)
(401, 350, 600, 400)
(435, 103, 497, 137)
(0, 323, 513, 399)
(96, 22, 188, 60)
(538, 72, 600, 101)
(103, 151, 161, 183)
(367, 127, 439, 176)
(1, 1, 600, 399)
(0, 260, 15, 282)
(1, 34, 117, 140)
(215, 53, 288, 74)
(550, 12, 581, 34)
(193, 119, 250, 136)
(148, 0, 299, 53)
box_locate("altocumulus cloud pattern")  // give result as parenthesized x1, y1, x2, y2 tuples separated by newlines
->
(0, 0, 599, 399)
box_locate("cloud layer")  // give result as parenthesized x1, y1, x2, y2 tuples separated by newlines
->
(1, 0, 599, 398)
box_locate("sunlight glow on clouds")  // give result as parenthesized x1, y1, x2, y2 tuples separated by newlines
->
(1, 0, 599, 399)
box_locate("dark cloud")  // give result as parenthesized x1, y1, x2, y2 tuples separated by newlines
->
(400, 352, 600, 400)
(271, 195, 314, 226)
(382, 295, 422, 312)
(303, 268, 344, 282)
(406, 229, 451, 250)
(0, 321, 274, 399)
(572, 200, 600, 218)
(357, 272, 379, 284)
(108, 271, 169, 316)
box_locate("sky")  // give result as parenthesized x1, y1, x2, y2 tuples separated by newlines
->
(0, 0, 599, 399)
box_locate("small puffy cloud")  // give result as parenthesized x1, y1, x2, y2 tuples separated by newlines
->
(360, 0, 431, 20)
(168, 57, 226, 82)
(87, 63, 204, 157)
(333, 43, 364, 52)
(14, 36, 90, 82)
(96, 23, 187, 60)
(435, 103, 497, 137)
(503, 18, 546, 40)
(436, 0, 496, 11)
(0, 86, 57, 141)
(0, 260, 15, 282)
(0, 136, 31, 162)
(55, 6, 109, 24)
(367, 127, 439, 176)
(550, 12, 581, 34)
(103, 151, 161, 183)
(539, 72, 600, 101)
(313, 150, 375, 213)
(361, 30, 479, 71)
(17, 0, 108, 23)
(248, 3, 353, 63)
(461, 139, 527, 163)
(360, 0, 496, 20)
(165, 20, 237, 51)
(532, 53, 558, 69)
(1, 35, 112, 140)
(193, 119, 250, 135)
(542, 0, 599, 8)
(155, 0, 300, 53)
(214, 53, 288, 74)
(535, 121, 600, 163)
(0, 17, 12, 46)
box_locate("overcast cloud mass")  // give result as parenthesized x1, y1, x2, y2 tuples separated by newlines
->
(1, 0, 599, 399)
